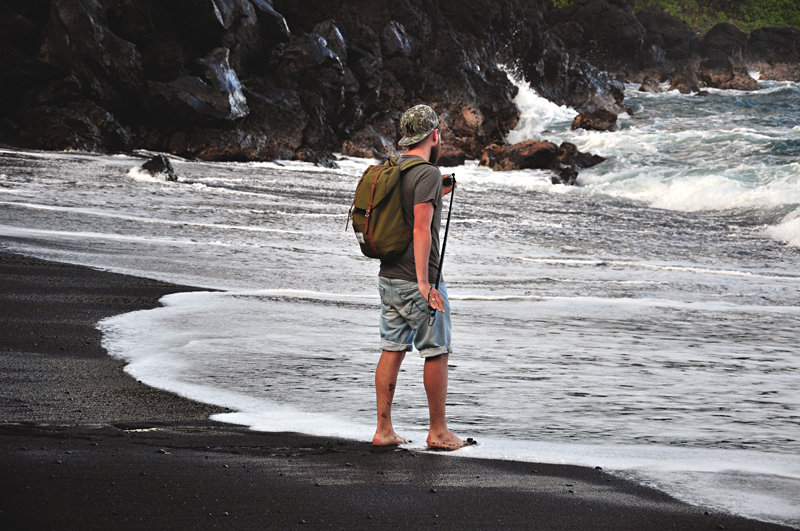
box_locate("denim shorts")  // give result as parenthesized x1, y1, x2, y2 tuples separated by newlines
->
(378, 276, 452, 358)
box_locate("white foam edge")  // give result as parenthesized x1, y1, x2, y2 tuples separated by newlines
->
(763, 207, 800, 248)
(98, 291, 800, 527)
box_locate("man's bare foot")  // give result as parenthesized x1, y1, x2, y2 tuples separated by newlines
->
(372, 430, 408, 446)
(426, 429, 473, 451)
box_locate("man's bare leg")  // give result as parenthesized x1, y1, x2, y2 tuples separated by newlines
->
(372, 349, 408, 446)
(424, 353, 466, 449)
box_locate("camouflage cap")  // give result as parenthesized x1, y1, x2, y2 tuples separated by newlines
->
(398, 104, 439, 147)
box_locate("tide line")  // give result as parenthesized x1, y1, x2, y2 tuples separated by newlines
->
(0, 201, 306, 235)
(518, 257, 800, 282)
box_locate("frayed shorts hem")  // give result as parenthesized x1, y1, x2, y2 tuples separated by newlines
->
(419, 345, 452, 358)
(381, 340, 413, 352)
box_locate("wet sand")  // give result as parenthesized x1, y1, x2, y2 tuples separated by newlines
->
(0, 250, 792, 530)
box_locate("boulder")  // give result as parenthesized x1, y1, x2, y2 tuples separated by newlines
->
(292, 147, 338, 168)
(552, 167, 578, 186)
(479, 140, 605, 183)
(342, 140, 382, 160)
(746, 27, 800, 82)
(553, 142, 605, 169)
(343, 125, 398, 159)
(479, 141, 558, 172)
(700, 23, 748, 59)
(140, 154, 177, 181)
(571, 109, 617, 131)
(698, 55, 758, 91)
(639, 77, 661, 93)
(437, 145, 466, 167)
(747, 26, 800, 64)
(669, 66, 701, 94)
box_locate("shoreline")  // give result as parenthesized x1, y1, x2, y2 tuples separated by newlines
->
(0, 249, 793, 530)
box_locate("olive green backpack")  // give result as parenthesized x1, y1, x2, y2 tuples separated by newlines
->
(347, 157, 432, 259)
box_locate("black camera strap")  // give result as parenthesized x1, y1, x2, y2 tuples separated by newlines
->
(428, 173, 456, 324)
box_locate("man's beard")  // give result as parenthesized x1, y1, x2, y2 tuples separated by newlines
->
(429, 141, 440, 165)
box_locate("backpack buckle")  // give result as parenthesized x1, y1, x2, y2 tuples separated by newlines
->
(365, 208, 371, 218)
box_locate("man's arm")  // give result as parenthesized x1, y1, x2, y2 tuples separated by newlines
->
(413, 201, 444, 312)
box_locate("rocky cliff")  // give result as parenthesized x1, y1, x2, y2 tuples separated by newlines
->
(545, 0, 800, 92)
(2, 0, 796, 164)
(0, 0, 628, 163)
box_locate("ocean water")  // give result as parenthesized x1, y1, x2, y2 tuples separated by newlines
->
(1, 79, 799, 527)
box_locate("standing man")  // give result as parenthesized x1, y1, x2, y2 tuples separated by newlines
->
(372, 104, 468, 450)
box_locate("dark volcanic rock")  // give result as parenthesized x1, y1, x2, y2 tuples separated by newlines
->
(0, 0, 618, 161)
(480, 141, 558, 172)
(669, 66, 701, 94)
(344, 125, 398, 159)
(40, 0, 143, 108)
(479, 139, 604, 185)
(196, 47, 249, 119)
(553, 167, 578, 186)
(143, 75, 245, 123)
(702, 23, 748, 59)
(292, 148, 338, 168)
(746, 27, 800, 82)
(571, 110, 617, 131)
(313, 20, 347, 62)
(698, 55, 758, 91)
(546, 0, 644, 70)
(141, 41, 186, 82)
(693, 23, 757, 90)
(437, 145, 467, 167)
(19, 101, 132, 152)
(636, 5, 696, 62)
(511, 29, 628, 114)
(747, 26, 800, 64)
(140, 154, 177, 181)
(554, 142, 605, 169)
(639, 77, 661, 93)
(381, 21, 413, 58)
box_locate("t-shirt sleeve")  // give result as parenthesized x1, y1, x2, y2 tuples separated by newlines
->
(413, 165, 442, 206)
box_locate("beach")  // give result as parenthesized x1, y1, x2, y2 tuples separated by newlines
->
(0, 250, 793, 530)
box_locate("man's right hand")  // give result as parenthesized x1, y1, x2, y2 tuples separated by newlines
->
(420, 283, 444, 313)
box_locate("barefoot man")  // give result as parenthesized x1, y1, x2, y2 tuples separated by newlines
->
(372, 104, 468, 450)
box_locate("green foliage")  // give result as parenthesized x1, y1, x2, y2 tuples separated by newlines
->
(549, 1, 800, 32)
(628, 0, 800, 32)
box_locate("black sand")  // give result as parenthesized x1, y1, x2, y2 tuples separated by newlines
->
(0, 250, 791, 530)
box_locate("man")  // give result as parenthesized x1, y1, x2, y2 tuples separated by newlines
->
(372, 104, 468, 450)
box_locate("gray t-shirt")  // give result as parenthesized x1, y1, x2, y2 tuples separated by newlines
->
(379, 154, 443, 283)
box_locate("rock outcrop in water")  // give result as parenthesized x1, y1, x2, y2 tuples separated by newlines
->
(478, 139, 604, 185)
(0, 0, 616, 166)
(140, 154, 177, 181)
